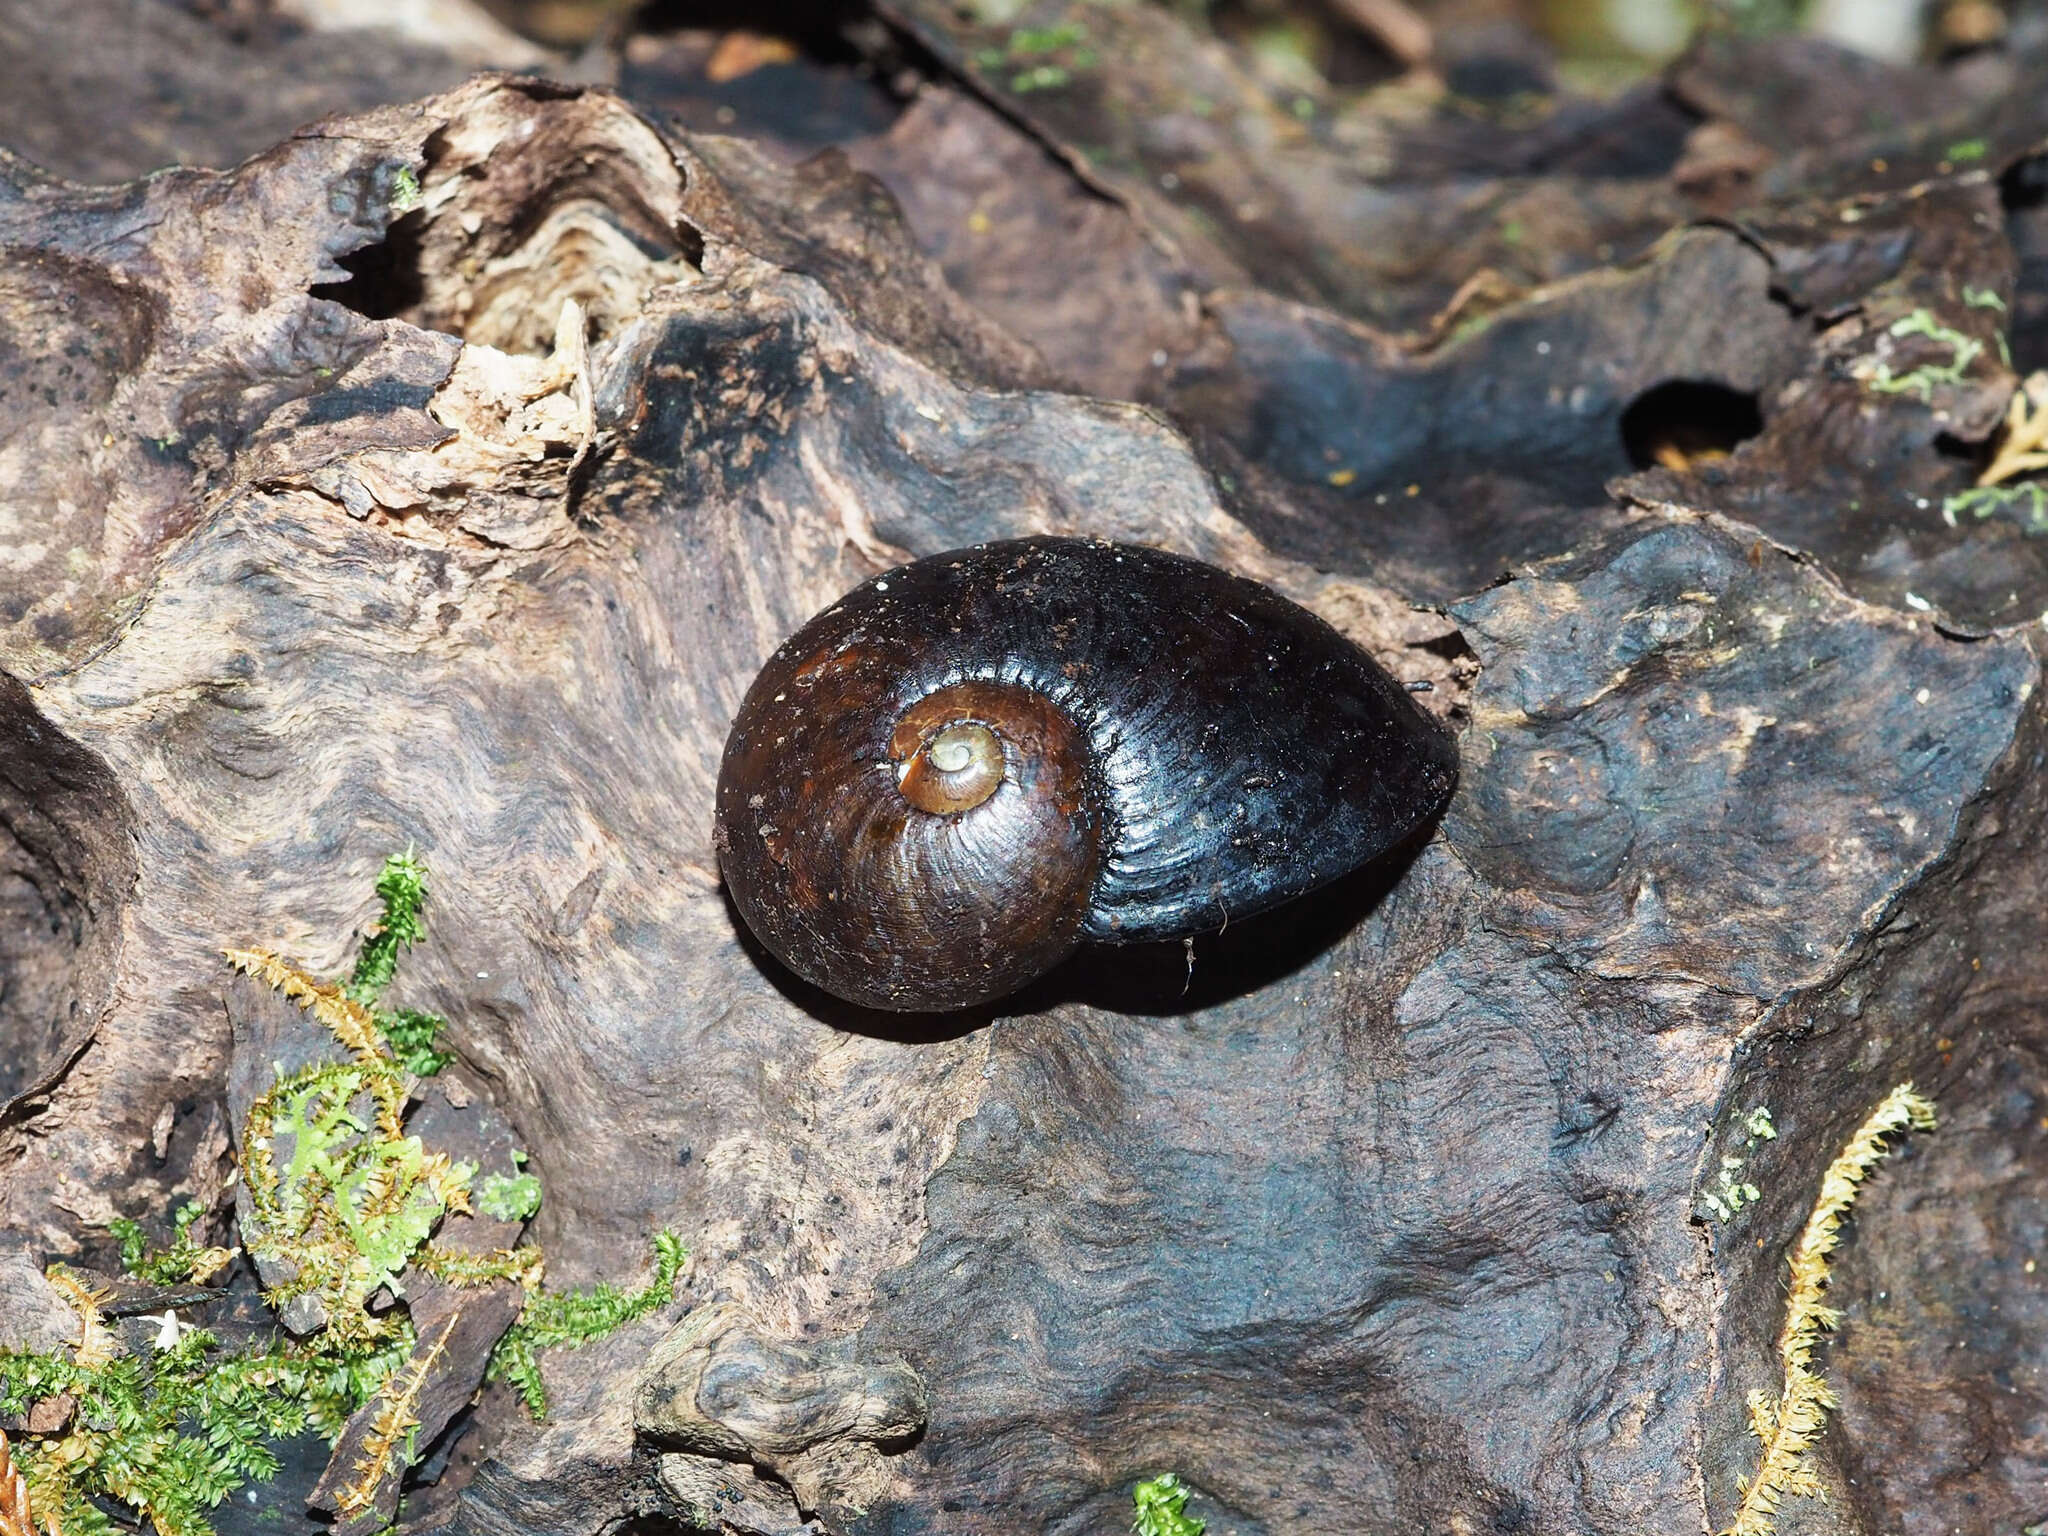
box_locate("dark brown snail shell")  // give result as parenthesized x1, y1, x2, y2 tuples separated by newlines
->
(713, 537, 1457, 1011)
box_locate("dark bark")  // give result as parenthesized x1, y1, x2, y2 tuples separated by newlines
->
(0, 8, 2042, 1536)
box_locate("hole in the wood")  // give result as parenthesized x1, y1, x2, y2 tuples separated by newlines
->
(1618, 379, 1764, 472)
(383, 1399, 493, 1530)
(2002, 155, 2048, 376)
(2002, 154, 2048, 212)
(629, 0, 875, 61)
(1934, 430, 1993, 484)
(310, 208, 428, 323)
(615, 0, 906, 152)
(0, 857, 84, 1104)
(0, 679, 136, 1107)
(311, 107, 705, 357)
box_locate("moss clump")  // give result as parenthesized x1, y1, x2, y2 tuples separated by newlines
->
(1133, 1472, 1206, 1536)
(341, 847, 453, 1076)
(1944, 480, 2048, 534)
(0, 852, 687, 1536)
(388, 164, 423, 216)
(0, 1257, 406, 1536)
(973, 21, 1097, 93)
(108, 1200, 234, 1288)
(477, 1153, 543, 1223)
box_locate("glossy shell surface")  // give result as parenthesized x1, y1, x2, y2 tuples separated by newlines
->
(714, 538, 1458, 1010)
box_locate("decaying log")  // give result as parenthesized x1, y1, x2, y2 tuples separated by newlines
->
(0, 14, 2043, 1536)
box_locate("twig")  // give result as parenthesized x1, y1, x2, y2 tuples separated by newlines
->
(337, 1316, 456, 1518)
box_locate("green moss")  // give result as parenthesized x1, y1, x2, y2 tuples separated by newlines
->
(380, 1006, 453, 1076)
(0, 1274, 406, 1536)
(1944, 480, 2048, 534)
(344, 850, 452, 1075)
(1867, 309, 1985, 402)
(973, 20, 1096, 92)
(347, 847, 428, 1007)
(389, 165, 423, 216)
(110, 1199, 234, 1286)
(488, 1230, 688, 1417)
(1133, 1472, 1206, 1536)
(1003, 22, 1088, 54)
(1, 852, 689, 1536)
(1701, 1102, 1781, 1222)
(477, 1159, 543, 1222)
(1716, 0, 1806, 37)
(1700, 1153, 1763, 1221)
(242, 1059, 473, 1340)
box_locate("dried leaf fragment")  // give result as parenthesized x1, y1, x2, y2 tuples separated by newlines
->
(1976, 371, 2048, 488)
(0, 1428, 41, 1536)
(41, 1270, 116, 1370)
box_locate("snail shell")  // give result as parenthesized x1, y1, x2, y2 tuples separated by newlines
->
(714, 537, 1457, 1011)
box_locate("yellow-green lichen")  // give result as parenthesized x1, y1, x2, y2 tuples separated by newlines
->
(1866, 310, 1985, 402)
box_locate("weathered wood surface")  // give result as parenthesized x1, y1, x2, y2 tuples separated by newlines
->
(0, 9, 2043, 1536)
